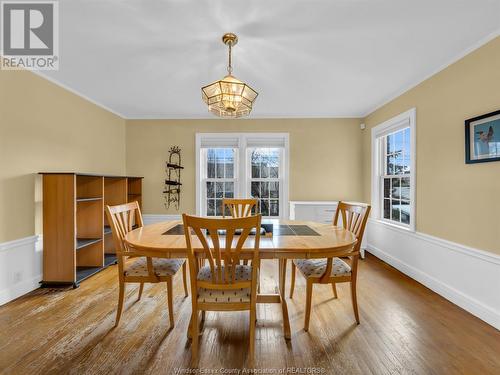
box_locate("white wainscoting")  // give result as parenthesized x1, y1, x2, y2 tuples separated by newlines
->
(366, 218, 500, 330)
(0, 235, 42, 306)
(0, 216, 177, 306)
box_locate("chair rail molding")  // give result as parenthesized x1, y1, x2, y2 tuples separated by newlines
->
(0, 235, 42, 306)
(366, 219, 500, 330)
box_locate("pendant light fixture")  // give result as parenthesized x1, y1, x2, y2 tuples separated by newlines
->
(201, 33, 258, 118)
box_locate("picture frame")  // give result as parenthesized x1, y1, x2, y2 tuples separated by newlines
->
(465, 109, 500, 164)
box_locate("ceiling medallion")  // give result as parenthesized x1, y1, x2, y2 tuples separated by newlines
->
(201, 33, 258, 118)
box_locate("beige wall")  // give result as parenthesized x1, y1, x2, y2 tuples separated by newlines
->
(0, 70, 126, 243)
(126, 119, 364, 216)
(362, 36, 500, 254)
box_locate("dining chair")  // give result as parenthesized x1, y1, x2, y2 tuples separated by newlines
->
(222, 198, 259, 267)
(105, 201, 188, 328)
(182, 213, 262, 362)
(289, 201, 371, 331)
(222, 198, 258, 218)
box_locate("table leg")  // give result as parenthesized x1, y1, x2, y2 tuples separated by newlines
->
(278, 259, 291, 340)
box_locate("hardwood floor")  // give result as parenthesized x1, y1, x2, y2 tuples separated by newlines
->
(1, 254, 499, 374)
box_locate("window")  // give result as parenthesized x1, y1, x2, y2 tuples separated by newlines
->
(249, 148, 282, 216)
(371, 108, 416, 230)
(381, 128, 411, 225)
(202, 148, 236, 216)
(196, 133, 289, 218)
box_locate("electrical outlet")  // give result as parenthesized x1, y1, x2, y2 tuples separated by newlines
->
(13, 271, 22, 283)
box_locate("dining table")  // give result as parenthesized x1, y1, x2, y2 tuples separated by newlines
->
(124, 219, 357, 339)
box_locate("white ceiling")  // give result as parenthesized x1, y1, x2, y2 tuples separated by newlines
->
(39, 0, 500, 119)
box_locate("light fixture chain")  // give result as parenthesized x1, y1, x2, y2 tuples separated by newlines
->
(227, 43, 232, 75)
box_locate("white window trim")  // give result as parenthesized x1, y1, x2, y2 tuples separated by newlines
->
(371, 108, 416, 232)
(195, 133, 290, 219)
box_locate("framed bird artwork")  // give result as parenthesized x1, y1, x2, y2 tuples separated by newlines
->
(465, 109, 500, 164)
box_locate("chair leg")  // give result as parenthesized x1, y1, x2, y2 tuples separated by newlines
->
(304, 279, 313, 332)
(351, 280, 360, 324)
(137, 282, 144, 300)
(290, 261, 296, 298)
(166, 277, 175, 328)
(115, 281, 125, 327)
(331, 282, 338, 299)
(249, 306, 256, 359)
(257, 263, 261, 294)
(191, 308, 199, 363)
(182, 262, 188, 297)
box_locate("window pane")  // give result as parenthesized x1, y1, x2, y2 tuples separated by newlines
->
(401, 177, 410, 200)
(261, 200, 269, 216)
(386, 155, 394, 175)
(225, 163, 234, 179)
(394, 151, 404, 175)
(392, 200, 401, 221)
(251, 150, 261, 178)
(252, 165, 260, 178)
(207, 149, 216, 178)
(216, 163, 224, 178)
(251, 182, 260, 198)
(216, 182, 224, 198)
(401, 201, 410, 225)
(215, 199, 223, 216)
(404, 128, 411, 174)
(383, 199, 391, 219)
(206, 181, 215, 198)
(207, 199, 215, 216)
(260, 162, 269, 178)
(270, 182, 279, 198)
(391, 178, 400, 199)
(383, 178, 391, 198)
(387, 134, 395, 153)
(224, 182, 234, 198)
(261, 182, 269, 198)
(207, 162, 215, 179)
(270, 200, 279, 216)
(270, 166, 279, 178)
(395, 130, 404, 155)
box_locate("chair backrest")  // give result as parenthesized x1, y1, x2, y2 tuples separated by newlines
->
(182, 214, 262, 290)
(105, 201, 144, 261)
(333, 201, 371, 252)
(222, 198, 258, 218)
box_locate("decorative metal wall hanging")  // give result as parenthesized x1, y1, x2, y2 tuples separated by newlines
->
(164, 146, 183, 210)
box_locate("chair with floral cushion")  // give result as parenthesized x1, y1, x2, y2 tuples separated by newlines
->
(182, 213, 262, 362)
(105, 202, 188, 328)
(289, 201, 371, 331)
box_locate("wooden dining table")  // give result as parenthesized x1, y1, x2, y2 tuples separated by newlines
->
(124, 219, 357, 339)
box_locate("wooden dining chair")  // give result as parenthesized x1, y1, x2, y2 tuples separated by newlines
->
(182, 213, 262, 362)
(289, 201, 371, 331)
(105, 202, 188, 328)
(222, 198, 259, 267)
(222, 198, 258, 218)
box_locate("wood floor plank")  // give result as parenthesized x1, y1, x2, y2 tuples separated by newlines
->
(0, 254, 499, 374)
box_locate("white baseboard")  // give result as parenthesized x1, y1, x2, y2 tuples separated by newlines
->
(0, 235, 42, 306)
(366, 219, 500, 330)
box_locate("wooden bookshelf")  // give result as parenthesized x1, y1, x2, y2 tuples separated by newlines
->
(40, 173, 143, 288)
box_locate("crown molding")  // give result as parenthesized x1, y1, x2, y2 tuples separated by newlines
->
(362, 28, 500, 118)
(26, 28, 500, 121)
(30, 71, 127, 119)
